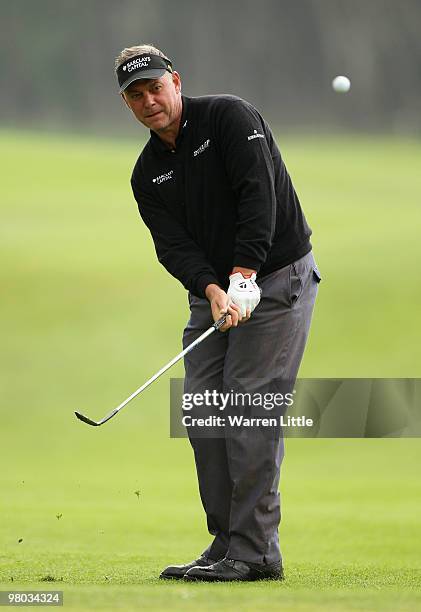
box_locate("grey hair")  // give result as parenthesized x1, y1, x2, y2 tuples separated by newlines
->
(114, 44, 169, 71)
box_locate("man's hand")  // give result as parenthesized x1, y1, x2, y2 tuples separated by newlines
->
(227, 271, 261, 318)
(205, 284, 242, 332)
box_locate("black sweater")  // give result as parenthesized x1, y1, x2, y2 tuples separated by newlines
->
(131, 95, 312, 298)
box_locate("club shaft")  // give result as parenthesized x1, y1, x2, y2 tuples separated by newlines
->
(112, 324, 217, 415)
(75, 314, 228, 426)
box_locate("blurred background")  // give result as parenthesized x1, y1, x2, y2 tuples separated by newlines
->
(1, 1, 421, 608)
(2, 0, 421, 135)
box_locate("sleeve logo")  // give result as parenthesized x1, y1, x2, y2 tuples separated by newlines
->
(247, 129, 265, 141)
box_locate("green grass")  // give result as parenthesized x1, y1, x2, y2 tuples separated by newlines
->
(1, 129, 421, 610)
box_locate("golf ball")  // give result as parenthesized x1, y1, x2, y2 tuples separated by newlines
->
(332, 75, 351, 93)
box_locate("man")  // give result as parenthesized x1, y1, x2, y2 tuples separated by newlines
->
(115, 44, 321, 582)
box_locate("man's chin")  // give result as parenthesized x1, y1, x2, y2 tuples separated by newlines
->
(145, 113, 168, 130)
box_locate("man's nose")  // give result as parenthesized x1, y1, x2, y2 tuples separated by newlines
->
(143, 92, 156, 108)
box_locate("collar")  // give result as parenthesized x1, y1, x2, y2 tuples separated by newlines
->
(150, 95, 190, 154)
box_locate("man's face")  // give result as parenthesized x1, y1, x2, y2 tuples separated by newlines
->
(122, 71, 182, 133)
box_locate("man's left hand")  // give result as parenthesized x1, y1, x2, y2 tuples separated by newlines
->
(227, 271, 261, 318)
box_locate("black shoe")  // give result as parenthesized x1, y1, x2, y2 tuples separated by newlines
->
(184, 557, 284, 582)
(159, 554, 219, 580)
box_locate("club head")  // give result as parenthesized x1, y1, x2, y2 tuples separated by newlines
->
(75, 408, 120, 427)
(75, 411, 100, 426)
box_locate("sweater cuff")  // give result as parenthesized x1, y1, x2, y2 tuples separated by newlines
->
(195, 273, 221, 299)
(232, 255, 263, 273)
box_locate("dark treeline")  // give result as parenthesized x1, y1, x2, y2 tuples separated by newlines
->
(1, 0, 421, 134)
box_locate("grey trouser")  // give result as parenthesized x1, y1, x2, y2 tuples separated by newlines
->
(182, 250, 321, 564)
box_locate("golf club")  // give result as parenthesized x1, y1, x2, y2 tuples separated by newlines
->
(75, 313, 228, 427)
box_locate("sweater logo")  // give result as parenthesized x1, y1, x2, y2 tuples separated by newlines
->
(152, 170, 174, 184)
(193, 138, 210, 157)
(247, 129, 265, 141)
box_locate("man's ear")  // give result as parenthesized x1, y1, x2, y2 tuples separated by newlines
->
(172, 71, 182, 94)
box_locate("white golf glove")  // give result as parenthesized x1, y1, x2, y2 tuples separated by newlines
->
(227, 272, 261, 318)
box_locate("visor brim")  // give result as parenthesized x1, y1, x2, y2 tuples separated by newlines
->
(119, 69, 167, 93)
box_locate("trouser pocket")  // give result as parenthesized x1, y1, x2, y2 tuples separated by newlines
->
(289, 254, 322, 307)
(289, 263, 303, 307)
(312, 266, 322, 283)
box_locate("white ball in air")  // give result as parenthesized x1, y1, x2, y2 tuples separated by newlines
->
(332, 75, 351, 93)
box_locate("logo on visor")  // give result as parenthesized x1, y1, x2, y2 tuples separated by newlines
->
(123, 56, 152, 73)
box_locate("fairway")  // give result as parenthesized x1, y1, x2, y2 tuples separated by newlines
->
(1, 130, 421, 611)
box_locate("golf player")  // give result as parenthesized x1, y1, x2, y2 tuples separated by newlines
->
(115, 44, 321, 582)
